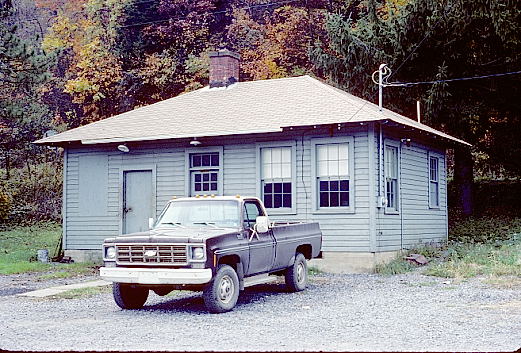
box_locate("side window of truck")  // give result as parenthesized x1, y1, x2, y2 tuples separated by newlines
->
(243, 201, 263, 229)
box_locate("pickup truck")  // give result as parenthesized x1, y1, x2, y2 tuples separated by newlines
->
(100, 196, 322, 313)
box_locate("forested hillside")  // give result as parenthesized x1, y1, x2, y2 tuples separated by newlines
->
(1, 0, 520, 221)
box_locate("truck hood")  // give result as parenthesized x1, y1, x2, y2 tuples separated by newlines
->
(106, 226, 239, 244)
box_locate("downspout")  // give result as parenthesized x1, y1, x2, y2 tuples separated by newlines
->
(62, 148, 68, 253)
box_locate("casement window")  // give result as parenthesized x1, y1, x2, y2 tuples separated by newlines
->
(311, 137, 354, 213)
(257, 143, 296, 213)
(429, 156, 440, 208)
(186, 148, 223, 196)
(385, 145, 399, 212)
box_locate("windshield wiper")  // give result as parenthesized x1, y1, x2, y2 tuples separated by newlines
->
(192, 222, 219, 228)
(158, 222, 185, 228)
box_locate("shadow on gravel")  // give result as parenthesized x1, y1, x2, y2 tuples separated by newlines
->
(143, 282, 303, 314)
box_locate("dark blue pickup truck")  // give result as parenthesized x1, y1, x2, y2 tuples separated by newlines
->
(100, 196, 322, 313)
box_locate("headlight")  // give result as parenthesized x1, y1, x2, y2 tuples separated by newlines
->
(106, 246, 116, 260)
(191, 247, 205, 260)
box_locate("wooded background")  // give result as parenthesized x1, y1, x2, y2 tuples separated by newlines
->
(1, 0, 520, 222)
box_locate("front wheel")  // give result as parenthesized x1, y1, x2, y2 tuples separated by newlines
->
(113, 283, 149, 309)
(203, 265, 239, 313)
(285, 252, 308, 292)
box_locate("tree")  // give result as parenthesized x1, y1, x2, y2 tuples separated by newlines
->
(311, 0, 521, 215)
(0, 0, 54, 178)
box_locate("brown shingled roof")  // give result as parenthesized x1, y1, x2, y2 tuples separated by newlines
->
(35, 75, 469, 146)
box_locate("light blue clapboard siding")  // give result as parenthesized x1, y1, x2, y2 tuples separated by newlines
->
(63, 123, 446, 253)
(375, 126, 447, 251)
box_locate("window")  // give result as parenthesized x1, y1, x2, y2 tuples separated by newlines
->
(187, 150, 222, 196)
(429, 156, 439, 208)
(260, 146, 293, 210)
(385, 145, 399, 212)
(316, 143, 350, 208)
(243, 201, 262, 229)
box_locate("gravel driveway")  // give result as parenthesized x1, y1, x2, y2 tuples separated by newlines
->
(0, 270, 520, 352)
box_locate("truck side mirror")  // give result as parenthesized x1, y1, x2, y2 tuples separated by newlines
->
(255, 216, 269, 233)
(148, 217, 155, 230)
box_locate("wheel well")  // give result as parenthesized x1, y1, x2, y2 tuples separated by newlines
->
(296, 244, 312, 260)
(218, 254, 241, 271)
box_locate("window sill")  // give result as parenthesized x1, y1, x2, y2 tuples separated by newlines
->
(266, 208, 297, 216)
(384, 209, 400, 215)
(429, 206, 441, 210)
(312, 208, 355, 215)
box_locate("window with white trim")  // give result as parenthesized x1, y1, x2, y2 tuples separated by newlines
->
(429, 156, 440, 208)
(260, 146, 292, 209)
(385, 145, 399, 212)
(316, 143, 350, 208)
(189, 152, 220, 195)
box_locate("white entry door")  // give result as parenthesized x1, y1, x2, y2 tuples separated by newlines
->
(123, 170, 153, 234)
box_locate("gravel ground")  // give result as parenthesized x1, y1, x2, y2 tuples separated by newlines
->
(0, 270, 520, 352)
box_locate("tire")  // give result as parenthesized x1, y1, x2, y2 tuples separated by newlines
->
(285, 252, 308, 292)
(113, 283, 149, 309)
(203, 264, 240, 313)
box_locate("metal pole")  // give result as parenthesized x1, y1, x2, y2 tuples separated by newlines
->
(417, 100, 421, 123)
(378, 64, 387, 111)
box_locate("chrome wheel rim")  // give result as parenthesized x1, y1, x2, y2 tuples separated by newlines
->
(296, 262, 306, 284)
(218, 275, 234, 304)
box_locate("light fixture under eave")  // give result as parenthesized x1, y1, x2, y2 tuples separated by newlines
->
(190, 138, 201, 146)
(117, 144, 130, 153)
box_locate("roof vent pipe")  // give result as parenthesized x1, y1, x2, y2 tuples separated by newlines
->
(416, 100, 421, 123)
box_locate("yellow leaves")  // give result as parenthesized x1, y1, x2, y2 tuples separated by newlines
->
(42, 15, 79, 51)
(139, 52, 177, 88)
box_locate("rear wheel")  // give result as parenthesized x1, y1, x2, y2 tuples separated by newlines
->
(285, 252, 308, 292)
(113, 283, 149, 309)
(203, 264, 239, 313)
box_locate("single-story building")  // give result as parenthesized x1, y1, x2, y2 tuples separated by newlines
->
(36, 49, 469, 272)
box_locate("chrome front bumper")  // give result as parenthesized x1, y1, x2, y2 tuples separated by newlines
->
(99, 267, 212, 285)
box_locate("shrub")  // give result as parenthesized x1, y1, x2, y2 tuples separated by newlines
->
(449, 216, 521, 244)
(0, 188, 11, 221)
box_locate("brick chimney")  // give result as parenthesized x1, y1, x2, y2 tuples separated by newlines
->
(209, 49, 240, 88)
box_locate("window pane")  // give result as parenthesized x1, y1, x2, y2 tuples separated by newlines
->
(330, 192, 339, 207)
(262, 149, 271, 164)
(340, 180, 349, 191)
(264, 193, 272, 208)
(274, 194, 282, 208)
(319, 180, 328, 191)
(328, 144, 338, 160)
(263, 163, 272, 179)
(211, 183, 217, 190)
(330, 180, 339, 191)
(202, 154, 210, 166)
(338, 143, 348, 159)
(195, 183, 201, 192)
(318, 161, 328, 177)
(340, 192, 349, 206)
(328, 160, 339, 176)
(339, 159, 349, 176)
(203, 183, 209, 191)
(319, 192, 329, 207)
(203, 173, 209, 182)
(264, 183, 272, 193)
(272, 163, 282, 178)
(283, 194, 291, 208)
(195, 174, 201, 182)
(211, 173, 217, 181)
(283, 182, 291, 193)
(211, 154, 219, 167)
(317, 145, 328, 162)
(192, 155, 201, 167)
(274, 183, 282, 193)
(281, 147, 291, 163)
(281, 163, 291, 178)
(272, 148, 282, 163)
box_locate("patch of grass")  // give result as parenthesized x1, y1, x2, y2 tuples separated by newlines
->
(52, 285, 111, 299)
(374, 253, 415, 275)
(0, 223, 61, 274)
(424, 236, 521, 279)
(0, 223, 99, 276)
(308, 265, 323, 276)
(483, 276, 521, 289)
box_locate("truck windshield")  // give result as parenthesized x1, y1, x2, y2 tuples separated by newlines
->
(155, 200, 240, 228)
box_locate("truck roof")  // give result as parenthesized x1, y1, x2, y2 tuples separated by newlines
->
(169, 196, 260, 202)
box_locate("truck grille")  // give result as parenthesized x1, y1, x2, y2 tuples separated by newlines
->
(115, 244, 188, 266)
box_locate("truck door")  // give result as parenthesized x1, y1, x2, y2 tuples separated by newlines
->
(243, 200, 275, 275)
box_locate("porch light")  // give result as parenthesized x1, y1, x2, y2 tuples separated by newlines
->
(117, 144, 130, 153)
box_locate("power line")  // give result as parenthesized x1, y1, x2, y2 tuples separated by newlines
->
(385, 70, 521, 87)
